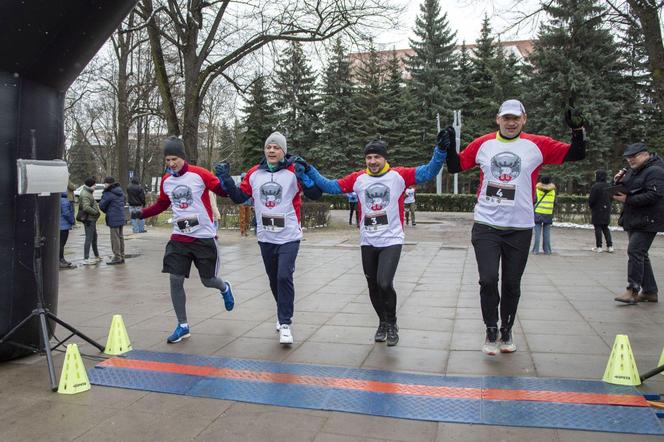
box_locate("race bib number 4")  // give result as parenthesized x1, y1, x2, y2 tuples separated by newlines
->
(262, 214, 285, 232)
(176, 215, 200, 233)
(485, 182, 516, 206)
(363, 212, 389, 231)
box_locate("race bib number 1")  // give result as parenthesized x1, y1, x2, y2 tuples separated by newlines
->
(262, 214, 285, 232)
(363, 212, 389, 231)
(485, 182, 516, 206)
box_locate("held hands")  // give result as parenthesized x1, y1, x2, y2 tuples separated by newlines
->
(435, 126, 456, 152)
(292, 157, 314, 188)
(214, 162, 231, 178)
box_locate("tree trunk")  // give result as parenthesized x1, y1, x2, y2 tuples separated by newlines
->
(141, 0, 180, 137)
(627, 0, 664, 110)
(117, 51, 130, 190)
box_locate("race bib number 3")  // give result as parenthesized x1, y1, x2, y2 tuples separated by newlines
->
(485, 182, 516, 205)
(363, 212, 389, 231)
(262, 214, 285, 232)
(176, 215, 200, 233)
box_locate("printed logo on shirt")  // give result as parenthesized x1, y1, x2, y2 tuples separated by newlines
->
(172, 185, 194, 209)
(260, 181, 283, 209)
(490, 152, 521, 182)
(365, 183, 390, 211)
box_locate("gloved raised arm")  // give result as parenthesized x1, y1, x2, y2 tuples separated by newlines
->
(214, 162, 250, 204)
(563, 106, 587, 162)
(415, 127, 450, 183)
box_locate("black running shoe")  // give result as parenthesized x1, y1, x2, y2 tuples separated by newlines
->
(386, 323, 399, 346)
(374, 322, 387, 342)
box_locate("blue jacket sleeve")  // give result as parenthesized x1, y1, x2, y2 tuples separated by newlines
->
(305, 166, 342, 194)
(415, 147, 447, 184)
(66, 201, 75, 225)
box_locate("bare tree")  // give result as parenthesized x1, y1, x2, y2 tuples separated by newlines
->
(137, 0, 403, 164)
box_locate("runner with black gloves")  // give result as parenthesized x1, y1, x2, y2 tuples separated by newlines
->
(445, 99, 586, 355)
(215, 131, 322, 345)
(304, 135, 450, 346)
(130, 136, 235, 344)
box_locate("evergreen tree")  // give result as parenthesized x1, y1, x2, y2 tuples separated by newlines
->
(526, 0, 625, 190)
(240, 75, 276, 169)
(405, 0, 458, 151)
(314, 38, 355, 175)
(67, 123, 97, 184)
(382, 51, 422, 166)
(273, 41, 320, 159)
(350, 41, 385, 165)
(467, 15, 500, 137)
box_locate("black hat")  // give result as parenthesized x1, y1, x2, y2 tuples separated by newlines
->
(163, 136, 186, 159)
(622, 142, 648, 157)
(104, 176, 116, 184)
(364, 140, 388, 159)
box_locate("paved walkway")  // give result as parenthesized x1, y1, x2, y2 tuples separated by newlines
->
(1, 211, 662, 441)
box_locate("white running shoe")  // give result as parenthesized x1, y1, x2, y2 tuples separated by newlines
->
(607, 246, 614, 253)
(591, 247, 603, 253)
(499, 328, 517, 353)
(279, 324, 293, 344)
(482, 327, 498, 356)
(275, 320, 281, 332)
(83, 258, 97, 265)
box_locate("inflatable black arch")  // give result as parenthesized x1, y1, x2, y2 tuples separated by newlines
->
(0, 1, 137, 361)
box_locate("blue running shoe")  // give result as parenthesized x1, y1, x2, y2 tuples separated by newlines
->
(166, 324, 190, 343)
(221, 281, 234, 311)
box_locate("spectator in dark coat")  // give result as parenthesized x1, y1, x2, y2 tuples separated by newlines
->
(613, 143, 664, 304)
(127, 176, 147, 233)
(588, 169, 613, 253)
(59, 192, 75, 268)
(99, 176, 126, 265)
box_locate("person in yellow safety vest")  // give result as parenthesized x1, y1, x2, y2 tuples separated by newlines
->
(532, 175, 556, 255)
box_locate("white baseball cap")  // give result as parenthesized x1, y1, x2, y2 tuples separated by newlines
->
(498, 99, 526, 117)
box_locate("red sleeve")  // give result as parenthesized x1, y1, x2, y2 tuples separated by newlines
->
(141, 175, 171, 219)
(337, 170, 364, 193)
(189, 165, 221, 190)
(523, 133, 570, 165)
(393, 167, 416, 187)
(459, 133, 495, 171)
(240, 165, 259, 196)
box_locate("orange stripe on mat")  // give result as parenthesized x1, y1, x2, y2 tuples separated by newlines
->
(99, 358, 647, 407)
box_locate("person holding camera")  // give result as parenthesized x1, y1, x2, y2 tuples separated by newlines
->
(215, 131, 322, 345)
(304, 136, 449, 346)
(445, 99, 587, 355)
(612, 143, 664, 304)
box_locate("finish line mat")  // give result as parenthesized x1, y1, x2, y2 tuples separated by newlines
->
(88, 350, 664, 435)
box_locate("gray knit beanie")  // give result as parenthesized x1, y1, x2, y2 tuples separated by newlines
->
(264, 131, 287, 154)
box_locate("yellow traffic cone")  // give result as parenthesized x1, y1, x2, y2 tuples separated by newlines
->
(603, 334, 640, 386)
(58, 343, 91, 394)
(104, 314, 132, 355)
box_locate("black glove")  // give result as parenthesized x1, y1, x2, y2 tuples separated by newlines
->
(436, 126, 456, 152)
(564, 106, 586, 129)
(130, 207, 142, 219)
(291, 156, 310, 173)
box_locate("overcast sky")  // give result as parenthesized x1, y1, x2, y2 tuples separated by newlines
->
(374, 0, 542, 50)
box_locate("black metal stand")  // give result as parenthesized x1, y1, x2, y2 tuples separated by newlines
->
(0, 195, 104, 391)
(640, 364, 664, 383)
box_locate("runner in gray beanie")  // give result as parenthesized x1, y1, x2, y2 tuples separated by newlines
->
(163, 136, 186, 159)
(265, 131, 287, 154)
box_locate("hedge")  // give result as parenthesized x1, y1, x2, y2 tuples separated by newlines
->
(320, 193, 619, 223)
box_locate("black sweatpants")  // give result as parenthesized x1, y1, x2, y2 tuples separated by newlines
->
(361, 244, 402, 324)
(593, 224, 612, 248)
(259, 240, 300, 325)
(627, 230, 658, 293)
(471, 223, 532, 330)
